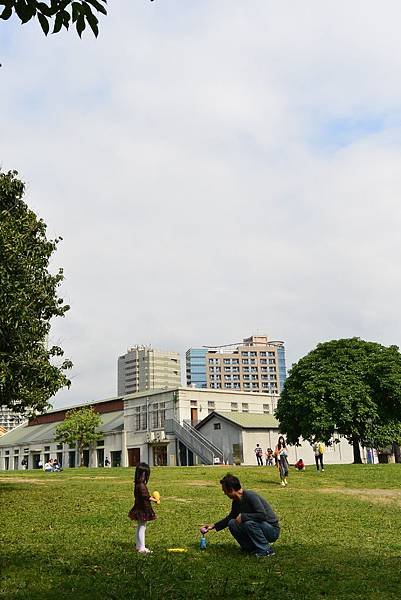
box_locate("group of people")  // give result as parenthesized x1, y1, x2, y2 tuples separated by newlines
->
(128, 462, 280, 558)
(43, 459, 62, 472)
(254, 438, 326, 485)
(128, 441, 327, 558)
(254, 436, 289, 486)
(254, 444, 274, 466)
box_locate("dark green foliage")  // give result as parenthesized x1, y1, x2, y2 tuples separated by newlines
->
(55, 406, 102, 466)
(0, 170, 72, 415)
(0, 0, 107, 37)
(276, 338, 401, 460)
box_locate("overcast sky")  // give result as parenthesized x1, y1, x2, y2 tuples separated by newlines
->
(2, 1, 401, 409)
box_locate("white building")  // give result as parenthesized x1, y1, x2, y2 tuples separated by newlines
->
(0, 387, 356, 470)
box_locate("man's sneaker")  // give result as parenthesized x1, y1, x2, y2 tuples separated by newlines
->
(255, 548, 275, 558)
(281, 481, 286, 486)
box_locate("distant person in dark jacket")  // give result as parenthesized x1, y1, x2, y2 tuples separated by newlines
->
(200, 473, 280, 558)
(254, 444, 264, 466)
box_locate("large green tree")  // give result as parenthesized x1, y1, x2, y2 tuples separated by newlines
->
(55, 406, 102, 466)
(0, 170, 72, 415)
(276, 338, 401, 463)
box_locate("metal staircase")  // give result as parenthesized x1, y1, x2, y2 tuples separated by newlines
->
(164, 418, 224, 465)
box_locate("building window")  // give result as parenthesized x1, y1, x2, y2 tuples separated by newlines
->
(44, 446, 50, 451)
(214, 423, 221, 430)
(242, 403, 249, 413)
(250, 351, 257, 356)
(260, 352, 266, 357)
(96, 440, 104, 447)
(208, 401, 215, 408)
(56, 444, 63, 450)
(242, 359, 249, 365)
(263, 404, 270, 414)
(268, 351, 275, 356)
(232, 359, 239, 364)
(269, 359, 276, 364)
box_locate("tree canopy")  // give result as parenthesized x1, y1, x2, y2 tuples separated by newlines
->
(55, 406, 102, 466)
(0, 170, 72, 415)
(275, 338, 401, 463)
(0, 0, 107, 37)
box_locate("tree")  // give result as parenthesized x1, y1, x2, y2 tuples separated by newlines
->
(0, 0, 107, 37)
(0, 170, 72, 415)
(275, 338, 401, 463)
(55, 406, 102, 466)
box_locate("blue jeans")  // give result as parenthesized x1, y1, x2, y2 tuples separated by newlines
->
(228, 519, 280, 554)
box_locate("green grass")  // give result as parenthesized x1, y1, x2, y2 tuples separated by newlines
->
(1, 464, 401, 599)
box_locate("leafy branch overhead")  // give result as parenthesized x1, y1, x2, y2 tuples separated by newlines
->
(0, 0, 107, 37)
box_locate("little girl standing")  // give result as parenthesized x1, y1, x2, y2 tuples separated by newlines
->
(128, 462, 157, 553)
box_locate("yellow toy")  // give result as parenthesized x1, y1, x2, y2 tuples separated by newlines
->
(152, 490, 161, 504)
(167, 548, 187, 553)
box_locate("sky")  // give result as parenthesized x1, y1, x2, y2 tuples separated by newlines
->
(2, 1, 401, 409)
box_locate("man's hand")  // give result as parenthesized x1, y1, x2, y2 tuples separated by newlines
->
(235, 514, 242, 525)
(200, 524, 214, 534)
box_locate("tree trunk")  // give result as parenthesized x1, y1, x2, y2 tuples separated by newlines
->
(352, 437, 362, 464)
(79, 444, 84, 467)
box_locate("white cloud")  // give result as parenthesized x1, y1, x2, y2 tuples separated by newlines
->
(2, 1, 401, 406)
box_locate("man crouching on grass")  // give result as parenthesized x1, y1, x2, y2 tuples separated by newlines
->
(201, 474, 280, 558)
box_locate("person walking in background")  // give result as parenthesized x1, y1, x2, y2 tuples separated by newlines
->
(313, 441, 325, 471)
(200, 473, 280, 558)
(254, 444, 264, 466)
(275, 436, 289, 486)
(128, 462, 158, 554)
(265, 448, 274, 466)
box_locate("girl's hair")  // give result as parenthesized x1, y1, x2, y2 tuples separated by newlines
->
(134, 462, 151, 484)
(277, 435, 286, 449)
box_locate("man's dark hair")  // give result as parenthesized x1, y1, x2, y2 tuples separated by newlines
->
(220, 473, 241, 491)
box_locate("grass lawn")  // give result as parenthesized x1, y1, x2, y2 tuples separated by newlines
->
(1, 464, 400, 599)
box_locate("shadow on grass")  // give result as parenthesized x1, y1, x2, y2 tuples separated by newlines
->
(1, 540, 401, 600)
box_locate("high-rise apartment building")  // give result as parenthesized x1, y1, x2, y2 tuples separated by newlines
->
(0, 407, 25, 432)
(185, 348, 208, 388)
(186, 335, 286, 394)
(118, 346, 181, 395)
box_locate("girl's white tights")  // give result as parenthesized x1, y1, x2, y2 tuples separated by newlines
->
(136, 521, 147, 550)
